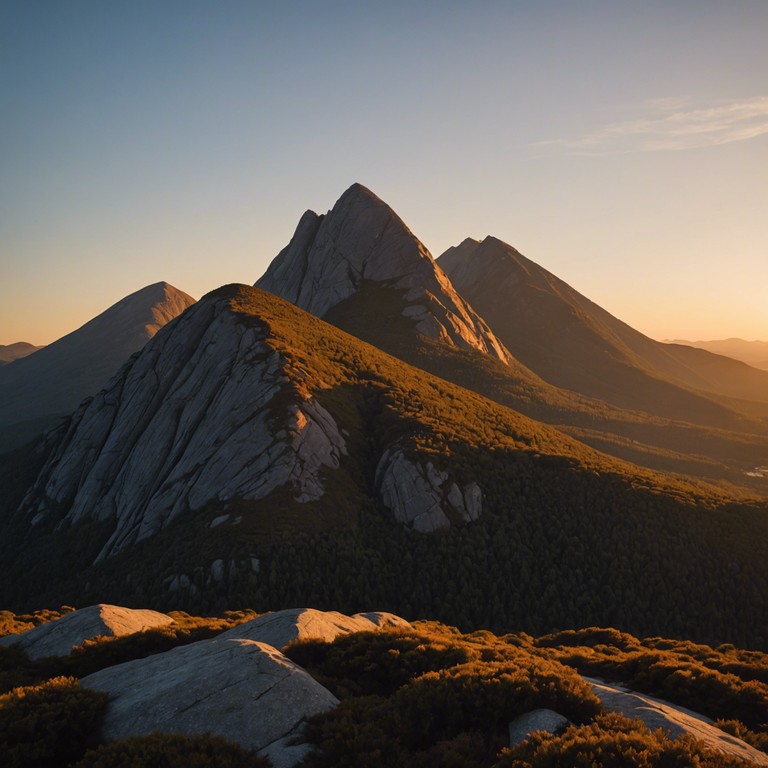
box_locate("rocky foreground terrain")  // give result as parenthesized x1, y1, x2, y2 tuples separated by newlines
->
(1, 604, 767, 767)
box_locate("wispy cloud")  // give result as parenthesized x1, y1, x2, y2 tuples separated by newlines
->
(535, 96, 768, 155)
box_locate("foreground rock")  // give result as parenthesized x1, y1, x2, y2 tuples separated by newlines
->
(587, 678, 768, 766)
(221, 607, 410, 650)
(0, 604, 174, 660)
(82, 638, 338, 768)
(509, 709, 571, 747)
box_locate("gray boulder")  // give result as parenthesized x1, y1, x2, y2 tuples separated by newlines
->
(0, 604, 174, 660)
(509, 709, 571, 747)
(353, 611, 412, 628)
(82, 638, 338, 768)
(587, 677, 768, 766)
(220, 607, 388, 650)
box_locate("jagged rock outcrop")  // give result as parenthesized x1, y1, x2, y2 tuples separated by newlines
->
(19, 285, 346, 561)
(587, 678, 768, 766)
(508, 709, 571, 747)
(0, 282, 195, 451)
(0, 604, 174, 659)
(256, 183, 511, 363)
(82, 638, 338, 768)
(221, 607, 407, 650)
(375, 447, 482, 532)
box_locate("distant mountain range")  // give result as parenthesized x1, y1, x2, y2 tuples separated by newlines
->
(0, 282, 195, 452)
(1, 183, 766, 650)
(667, 338, 768, 371)
(0, 341, 44, 366)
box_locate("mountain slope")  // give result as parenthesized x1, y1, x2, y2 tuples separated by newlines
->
(438, 236, 768, 419)
(254, 185, 768, 491)
(4, 284, 768, 647)
(0, 282, 196, 452)
(256, 183, 510, 363)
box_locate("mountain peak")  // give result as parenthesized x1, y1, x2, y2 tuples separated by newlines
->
(256, 185, 511, 363)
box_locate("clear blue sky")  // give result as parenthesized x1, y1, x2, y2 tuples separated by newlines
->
(1, 0, 767, 345)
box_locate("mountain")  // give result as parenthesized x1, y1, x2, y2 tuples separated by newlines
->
(0, 342, 43, 366)
(668, 338, 768, 372)
(0, 282, 195, 452)
(257, 186, 768, 491)
(256, 183, 511, 363)
(4, 284, 767, 648)
(438, 236, 768, 420)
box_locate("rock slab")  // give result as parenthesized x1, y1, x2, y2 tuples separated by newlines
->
(587, 677, 768, 766)
(82, 638, 339, 768)
(221, 607, 409, 650)
(0, 604, 174, 660)
(509, 709, 571, 747)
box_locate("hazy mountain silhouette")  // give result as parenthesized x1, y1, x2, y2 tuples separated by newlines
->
(0, 282, 195, 452)
(668, 338, 768, 372)
(438, 236, 768, 420)
(0, 342, 43, 366)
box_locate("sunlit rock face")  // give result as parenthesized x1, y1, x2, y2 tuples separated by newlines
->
(0, 604, 174, 660)
(219, 607, 411, 650)
(19, 286, 346, 562)
(586, 678, 768, 766)
(256, 183, 511, 363)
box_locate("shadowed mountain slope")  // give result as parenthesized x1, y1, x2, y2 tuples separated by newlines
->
(438, 237, 768, 419)
(0, 282, 195, 452)
(3, 285, 768, 647)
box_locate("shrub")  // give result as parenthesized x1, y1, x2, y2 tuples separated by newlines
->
(499, 712, 751, 767)
(74, 732, 271, 767)
(0, 676, 107, 768)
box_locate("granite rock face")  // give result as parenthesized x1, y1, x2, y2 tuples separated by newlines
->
(220, 607, 393, 650)
(256, 183, 511, 363)
(82, 638, 338, 768)
(0, 604, 174, 660)
(0, 282, 195, 451)
(375, 448, 482, 532)
(19, 286, 346, 561)
(587, 678, 768, 766)
(508, 709, 571, 747)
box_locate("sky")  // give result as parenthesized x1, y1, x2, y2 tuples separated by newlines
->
(1, 0, 767, 346)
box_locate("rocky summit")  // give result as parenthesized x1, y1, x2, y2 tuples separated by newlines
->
(19, 285, 347, 561)
(256, 183, 511, 363)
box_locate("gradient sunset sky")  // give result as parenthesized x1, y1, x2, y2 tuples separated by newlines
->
(1, 0, 767, 346)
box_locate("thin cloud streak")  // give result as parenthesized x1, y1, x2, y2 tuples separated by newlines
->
(535, 97, 768, 155)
